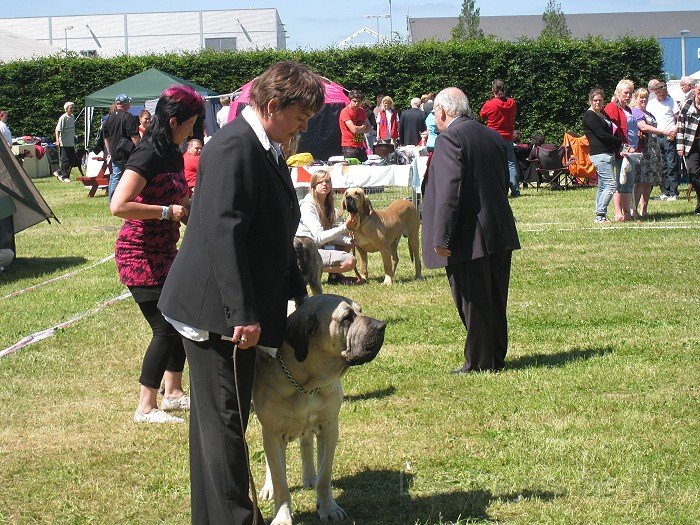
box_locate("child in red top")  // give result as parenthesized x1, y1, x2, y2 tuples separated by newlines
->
(183, 139, 202, 196)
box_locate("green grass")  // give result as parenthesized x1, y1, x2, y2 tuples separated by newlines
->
(1, 179, 699, 524)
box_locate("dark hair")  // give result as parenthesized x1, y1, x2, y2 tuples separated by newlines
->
(588, 87, 605, 102)
(249, 61, 324, 115)
(144, 85, 204, 158)
(530, 133, 545, 146)
(348, 90, 363, 101)
(492, 79, 506, 97)
(139, 109, 151, 119)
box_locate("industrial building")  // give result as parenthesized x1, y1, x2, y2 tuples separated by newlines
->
(409, 11, 700, 78)
(0, 8, 285, 58)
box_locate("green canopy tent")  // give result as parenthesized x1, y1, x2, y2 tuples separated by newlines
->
(83, 68, 219, 148)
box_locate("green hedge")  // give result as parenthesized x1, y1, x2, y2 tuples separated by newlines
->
(0, 37, 662, 145)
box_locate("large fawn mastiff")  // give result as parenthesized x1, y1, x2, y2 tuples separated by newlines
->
(253, 294, 386, 525)
(340, 187, 422, 285)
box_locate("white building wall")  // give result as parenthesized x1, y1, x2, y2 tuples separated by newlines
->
(0, 8, 284, 57)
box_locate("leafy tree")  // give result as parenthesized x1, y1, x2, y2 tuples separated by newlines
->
(540, 0, 571, 39)
(451, 0, 484, 40)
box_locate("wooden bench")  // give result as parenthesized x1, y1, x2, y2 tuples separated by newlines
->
(77, 175, 110, 197)
(77, 157, 110, 197)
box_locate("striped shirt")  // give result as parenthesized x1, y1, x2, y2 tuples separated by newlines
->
(676, 97, 700, 155)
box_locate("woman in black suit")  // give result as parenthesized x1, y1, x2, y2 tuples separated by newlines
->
(158, 61, 325, 525)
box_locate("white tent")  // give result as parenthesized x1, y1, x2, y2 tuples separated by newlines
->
(0, 28, 62, 63)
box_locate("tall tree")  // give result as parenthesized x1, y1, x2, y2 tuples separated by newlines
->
(451, 0, 484, 40)
(540, 0, 571, 39)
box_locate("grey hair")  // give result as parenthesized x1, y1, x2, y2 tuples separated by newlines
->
(680, 76, 696, 87)
(434, 87, 472, 118)
(64, 101, 75, 111)
(410, 97, 421, 108)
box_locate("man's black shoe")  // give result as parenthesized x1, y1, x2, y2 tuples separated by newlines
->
(449, 367, 470, 375)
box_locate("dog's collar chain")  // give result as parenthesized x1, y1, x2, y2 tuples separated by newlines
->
(276, 353, 322, 395)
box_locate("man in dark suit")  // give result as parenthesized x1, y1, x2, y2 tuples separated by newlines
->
(422, 87, 520, 374)
(398, 97, 427, 146)
(158, 61, 325, 524)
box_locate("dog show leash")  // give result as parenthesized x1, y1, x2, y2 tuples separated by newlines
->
(232, 340, 260, 525)
(276, 352, 323, 395)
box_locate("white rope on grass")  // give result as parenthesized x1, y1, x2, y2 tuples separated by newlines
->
(521, 223, 698, 233)
(0, 254, 115, 301)
(0, 291, 131, 358)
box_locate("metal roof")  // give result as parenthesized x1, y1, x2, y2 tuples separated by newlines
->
(0, 28, 61, 63)
(409, 11, 700, 42)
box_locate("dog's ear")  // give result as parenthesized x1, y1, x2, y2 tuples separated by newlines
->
(365, 196, 374, 215)
(339, 194, 347, 215)
(285, 312, 319, 362)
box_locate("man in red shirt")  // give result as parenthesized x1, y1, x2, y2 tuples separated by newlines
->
(339, 90, 372, 162)
(480, 79, 520, 197)
(183, 139, 202, 196)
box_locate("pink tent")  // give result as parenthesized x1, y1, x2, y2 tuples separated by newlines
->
(228, 76, 350, 161)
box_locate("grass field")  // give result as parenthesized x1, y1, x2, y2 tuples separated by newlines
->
(1, 178, 698, 524)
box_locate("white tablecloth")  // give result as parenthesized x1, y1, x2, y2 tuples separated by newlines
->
(291, 157, 428, 191)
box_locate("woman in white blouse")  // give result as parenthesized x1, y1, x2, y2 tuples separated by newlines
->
(296, 170, 362, 285)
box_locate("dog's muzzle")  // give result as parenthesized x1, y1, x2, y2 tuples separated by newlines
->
(345, 196, 359, 214)
(344, 316, 386, 366)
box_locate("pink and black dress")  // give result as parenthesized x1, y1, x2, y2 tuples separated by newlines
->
(115, 141, 187, 302)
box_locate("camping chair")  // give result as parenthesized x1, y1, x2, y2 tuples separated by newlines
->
(529, 143, 575, 191)
(563, 132, 596, 186)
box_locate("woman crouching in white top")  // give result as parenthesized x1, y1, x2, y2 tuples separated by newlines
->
(296, 170, 363, 285)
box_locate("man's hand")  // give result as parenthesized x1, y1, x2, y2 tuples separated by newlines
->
(232, 323, 261, 349)
(435, 246, 451, 257)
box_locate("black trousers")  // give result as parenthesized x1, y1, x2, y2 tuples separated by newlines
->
(184, 335, 263, 525)
(58, 146, 77, 178)
(133, 296, 186, 389)
(446, 251, 513, 372)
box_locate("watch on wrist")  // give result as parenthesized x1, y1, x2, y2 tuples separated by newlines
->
(161, 205, 169, 220)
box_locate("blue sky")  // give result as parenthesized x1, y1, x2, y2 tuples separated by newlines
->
(6, 1, 695, 49)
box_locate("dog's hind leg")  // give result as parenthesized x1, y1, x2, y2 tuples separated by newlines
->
(300, 432, 316, 488)
(391, 238, 400, 274)
(408, 226, 422, 280)
(315, 421, 347, 521)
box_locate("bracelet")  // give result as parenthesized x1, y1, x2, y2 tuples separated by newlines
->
(161, 205, 169, 220)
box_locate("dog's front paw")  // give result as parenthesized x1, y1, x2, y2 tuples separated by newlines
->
(317, 500, 347, 521)
(270, 505, 293, 525)
(259, 483, 274, 501)
(381, 276, 394, 285)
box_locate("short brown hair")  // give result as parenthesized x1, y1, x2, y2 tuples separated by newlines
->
(249, 61, 324, 115)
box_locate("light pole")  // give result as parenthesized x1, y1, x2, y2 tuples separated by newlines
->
(388, 0, 393, 43)
(64, 25, 73, 53)
(680, 29, 690, 77)
(365, 14, 390, 44)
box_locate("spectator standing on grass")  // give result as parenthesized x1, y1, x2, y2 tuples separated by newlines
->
(54, 102, 77, 183)
(604, 79, 636, 222)
(158, 61, 324, 525)
(376, 96, 399, 144)
(583, 88, 624, 224)
(399, 97, 427, 146)
(138, 109, 151, 138)
(0, 110, 12, 145)
(647, 80, 680, 201)
(109, 85, 204, 424)
(422, 87, 520, 374)
(104, 94, 140, 201)
(183, 139, 202, 196)
(339, 90, 372, 162)
(216, 95, 230, 128)
(676, 81, 700, 215)
(631, 88, 667, 219)
(480, 79, 520, 197)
